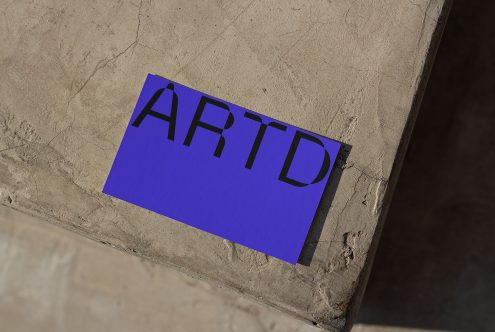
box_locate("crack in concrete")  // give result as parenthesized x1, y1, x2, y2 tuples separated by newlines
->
(37, 0, 145, 157)
(172, 0, 257, 79)
(69, 0, 143, 107)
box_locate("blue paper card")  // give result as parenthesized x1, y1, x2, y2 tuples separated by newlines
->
(103, 74, 341, 264)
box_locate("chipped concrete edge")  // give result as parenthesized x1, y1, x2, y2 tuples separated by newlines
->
(2, 202, 321, 329)
(343, 1, 453, 331)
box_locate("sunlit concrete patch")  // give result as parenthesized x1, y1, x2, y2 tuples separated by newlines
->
(0, 0, 451, 329)
(0, 205, 317, 332)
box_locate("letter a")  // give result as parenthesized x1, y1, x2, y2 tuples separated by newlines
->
(132, 83, 178, 141)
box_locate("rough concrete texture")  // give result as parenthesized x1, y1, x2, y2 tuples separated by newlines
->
(0, 205, 318, 332)
(0, 0, 449, 330)
(0, 204, 445, 332)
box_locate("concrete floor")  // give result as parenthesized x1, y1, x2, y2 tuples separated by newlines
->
(0, 0, 448, 329)
(1, 1, 493, 332)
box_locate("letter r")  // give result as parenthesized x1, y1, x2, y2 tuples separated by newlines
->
(183, 96, 234, 158)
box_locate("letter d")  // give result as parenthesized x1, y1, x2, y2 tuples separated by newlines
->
(279, 131, 331, 187)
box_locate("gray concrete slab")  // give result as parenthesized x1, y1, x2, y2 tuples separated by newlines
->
(0, 204, 444, 332)
(0, 0, 449, 330)
(0, 204, 318, 332)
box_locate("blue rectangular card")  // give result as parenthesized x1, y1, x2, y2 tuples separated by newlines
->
(103, 74, 341, 264)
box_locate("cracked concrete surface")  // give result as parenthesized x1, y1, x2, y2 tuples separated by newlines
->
(0, 0, 449, 330)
